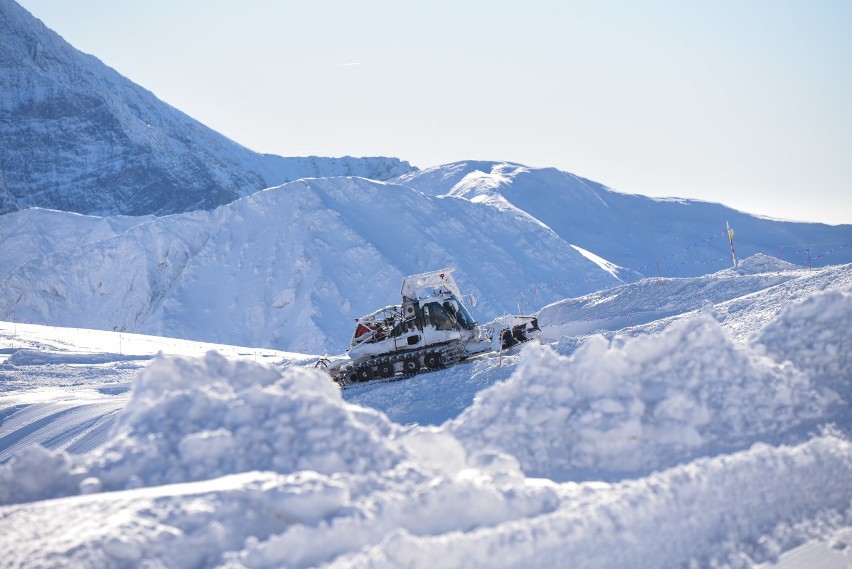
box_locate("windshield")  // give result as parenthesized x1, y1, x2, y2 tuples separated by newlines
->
(443, 296, 477, 329)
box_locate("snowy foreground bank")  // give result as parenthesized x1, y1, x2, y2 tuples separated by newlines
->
(1, 262, 851, 568)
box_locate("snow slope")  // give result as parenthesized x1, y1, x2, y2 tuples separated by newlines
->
(0, 207, 154, 281)
(538, 254, 852, 341)
(0, 257, 849, 568)
(0, 0, 413, 216)
(0, 322, 312, 464)
(0, 177, 639, 352)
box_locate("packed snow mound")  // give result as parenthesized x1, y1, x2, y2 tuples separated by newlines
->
(727, 253, 801, 275)
(756, 289, 852, 400)
(0, 352, 403, 504)
(449, 315, 834, 479)
(94, 352, 404, 486)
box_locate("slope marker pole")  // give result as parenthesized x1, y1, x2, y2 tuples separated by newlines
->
(726, 222, 737, 267)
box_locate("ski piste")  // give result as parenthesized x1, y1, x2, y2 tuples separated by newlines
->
(321, 269, 540, 387)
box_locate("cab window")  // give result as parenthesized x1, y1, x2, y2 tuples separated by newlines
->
(425, 302, 455, 330)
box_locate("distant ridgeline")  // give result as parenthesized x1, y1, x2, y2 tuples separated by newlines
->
(0, 0, 414, 216)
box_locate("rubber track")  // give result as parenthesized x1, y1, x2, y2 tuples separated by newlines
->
(337, 342, 465, 389)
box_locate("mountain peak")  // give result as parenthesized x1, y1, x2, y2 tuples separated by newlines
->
(0, 0, 414, 216)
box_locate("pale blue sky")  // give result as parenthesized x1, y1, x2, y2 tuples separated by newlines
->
(17, 0, 852, 224)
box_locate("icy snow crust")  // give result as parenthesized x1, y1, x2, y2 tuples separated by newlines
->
(1, 260, 851, 568)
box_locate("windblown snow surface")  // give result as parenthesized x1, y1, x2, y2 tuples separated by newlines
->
(1, 255, 850, 568)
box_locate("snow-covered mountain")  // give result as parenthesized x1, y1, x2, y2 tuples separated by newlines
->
(0, 0, 413, 216)
(0, 177, 643, 353)
(3, 161, 851, 353)
(395, 161, 852, 277)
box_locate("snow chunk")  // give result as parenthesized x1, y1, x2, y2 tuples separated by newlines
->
(399, 427, 468, 477)
(448, 314, 834, 479)
(0, 445, 80, 504)
(0, 352, 404, 504)
(258, 471, 350, 525)
(87, 352, 403, 490)
(178, 429, 236, 463)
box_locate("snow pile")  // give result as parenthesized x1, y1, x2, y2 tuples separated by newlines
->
(449, 314, 834, 479)
(91, 352, 404, 488)
(329, 434, 852, 569)
(0, 451, 561, 569)
(728, 252, 800, 274)
(756, 289, 852, 400)
(3, 432, 849, 568)
(0, 352, 404, 504)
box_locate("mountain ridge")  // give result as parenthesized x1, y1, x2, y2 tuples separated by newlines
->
(395, 161, 852, 277)
(0, 0, 414, 216)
